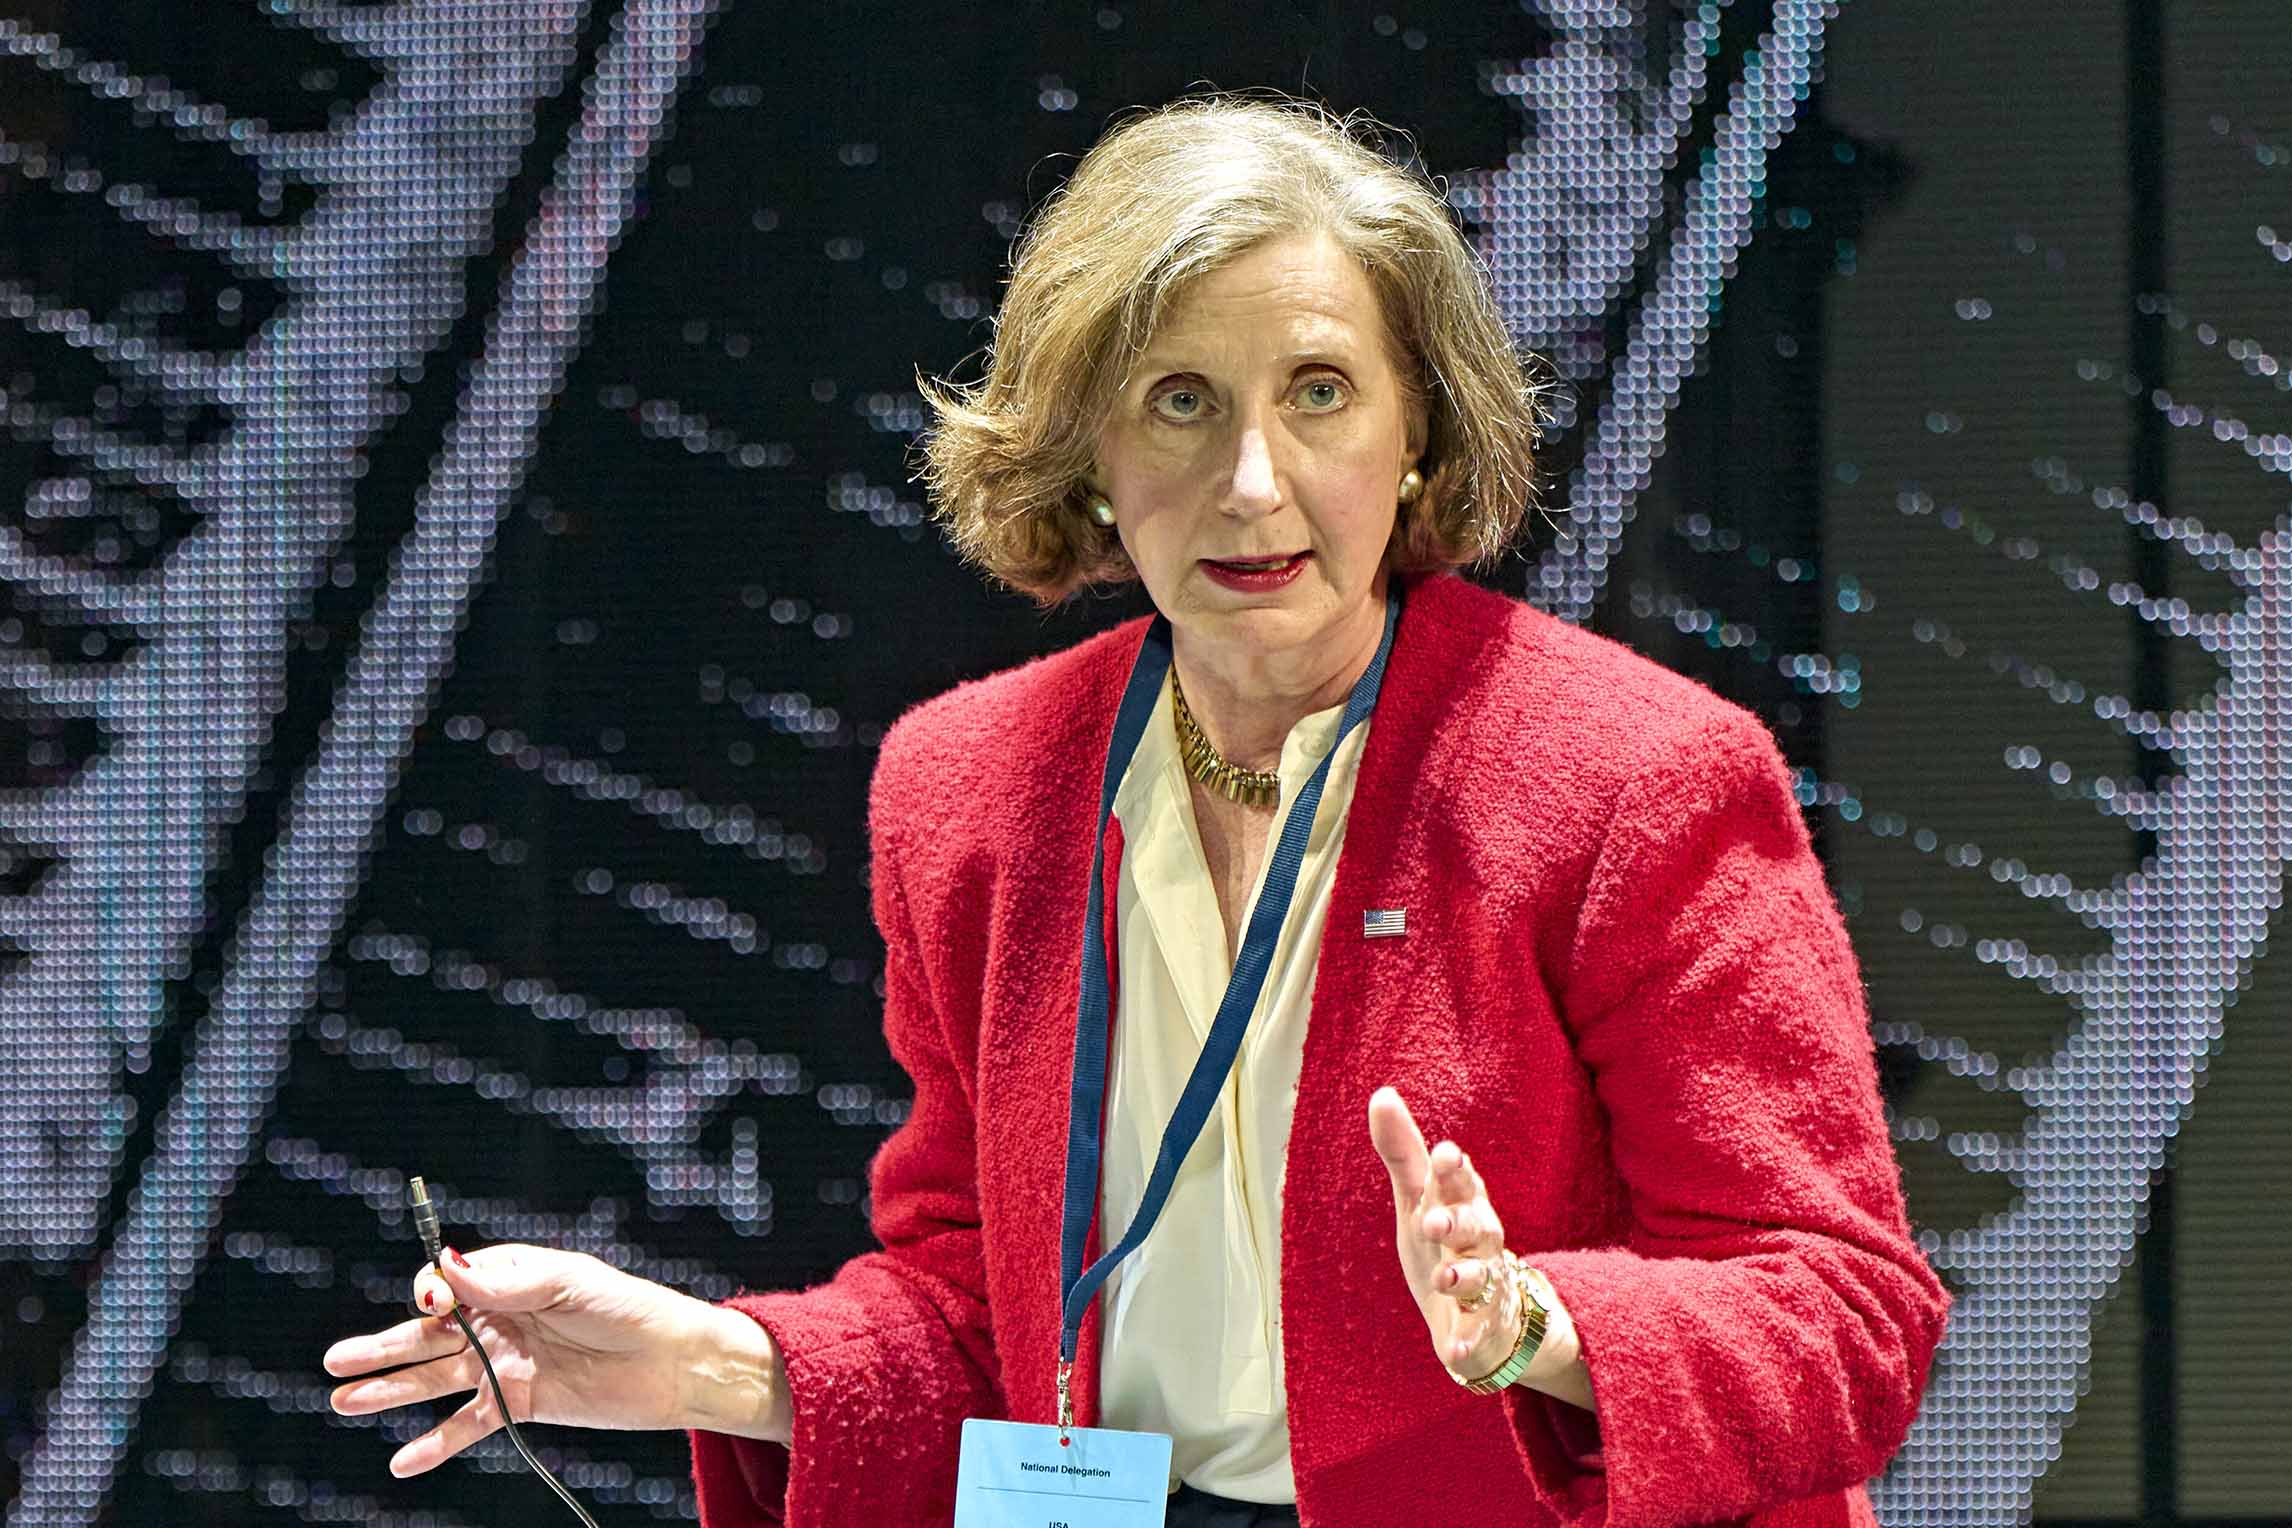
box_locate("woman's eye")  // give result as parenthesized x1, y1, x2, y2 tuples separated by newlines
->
(1151, 387, 1206, 420)
(1298, 378, 1346, 411)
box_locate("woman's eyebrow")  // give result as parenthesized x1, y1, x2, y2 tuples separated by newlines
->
(1133, 343, 1359, 376)
(1133, 347, 1210, 374)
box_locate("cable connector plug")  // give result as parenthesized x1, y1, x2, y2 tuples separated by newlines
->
(407, 1174, 446, 1265)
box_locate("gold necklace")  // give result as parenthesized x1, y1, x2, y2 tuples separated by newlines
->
(1170, 670, 1282, 809)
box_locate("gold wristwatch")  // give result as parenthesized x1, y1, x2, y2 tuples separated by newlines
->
(1453, 1250, 1548, 1396)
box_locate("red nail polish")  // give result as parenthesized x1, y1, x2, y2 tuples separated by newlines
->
(446, 1246, 470, 1269)
(419, 1289, 435, 1312)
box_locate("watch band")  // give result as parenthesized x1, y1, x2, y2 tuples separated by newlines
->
(1454, 1250, 1548, 1396)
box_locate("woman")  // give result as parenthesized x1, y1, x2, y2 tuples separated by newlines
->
(324, 96, 1950, 1527)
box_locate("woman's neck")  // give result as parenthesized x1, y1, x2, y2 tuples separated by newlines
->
(1169, 589, 1389, 780)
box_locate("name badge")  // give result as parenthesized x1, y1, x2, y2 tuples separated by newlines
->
(954, 1418, 1173, 1528)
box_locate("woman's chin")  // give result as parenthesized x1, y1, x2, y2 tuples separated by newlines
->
(1174, 585, 1350, 658)
(1182, 587, 1307, 627)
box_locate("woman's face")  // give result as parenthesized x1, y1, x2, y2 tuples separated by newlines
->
(1091, 231, 1426, 671)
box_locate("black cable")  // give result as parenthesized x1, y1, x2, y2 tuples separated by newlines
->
(408, 1178, 603, 1528)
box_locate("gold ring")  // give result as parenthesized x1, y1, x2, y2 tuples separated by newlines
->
(1452, 1262, 1496, 1311)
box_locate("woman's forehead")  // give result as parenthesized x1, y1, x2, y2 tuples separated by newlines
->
(1141, 315, 1367, 365)
(1141, 240, 1386, 364)
(1164, 233, 1371, 315)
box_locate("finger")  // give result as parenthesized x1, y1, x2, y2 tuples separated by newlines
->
(1418, 1196, 1502, 1252)
(323, 1312, 468, 1379)
(330, 1346, 479, 1417)
(1367, 1087, 1431, 1213)
(430, 1242, 585, 1314)
(1428, 1140, 1482, 1204)
(1440, 1257, 1495, 1303)
(389, 1389, 509, 1478)
(412, 1265, 458, 1318)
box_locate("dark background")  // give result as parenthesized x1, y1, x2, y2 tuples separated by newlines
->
(2, 2, 2285, 1524)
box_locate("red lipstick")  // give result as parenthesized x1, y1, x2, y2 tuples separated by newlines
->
(1200, 552, 1310, 592)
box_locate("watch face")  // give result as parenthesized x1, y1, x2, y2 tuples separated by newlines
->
(1516, 1262, 1554, 1315)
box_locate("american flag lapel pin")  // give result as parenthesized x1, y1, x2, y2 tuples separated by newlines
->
(1363, 907, 1408, 940)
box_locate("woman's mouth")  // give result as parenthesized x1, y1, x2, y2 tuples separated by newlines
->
(1200, 551, 1311, 592)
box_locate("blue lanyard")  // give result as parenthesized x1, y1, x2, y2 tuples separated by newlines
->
(1055, 591, 1403, 1390)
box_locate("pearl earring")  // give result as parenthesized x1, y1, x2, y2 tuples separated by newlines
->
(1397, 468, 1424, 505)
(1087, 496, 1117, 527)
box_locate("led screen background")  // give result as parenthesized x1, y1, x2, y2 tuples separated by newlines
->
(1, 2, 2285, 1524)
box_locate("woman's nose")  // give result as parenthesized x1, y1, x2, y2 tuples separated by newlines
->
(1223, 424, 1284, 515)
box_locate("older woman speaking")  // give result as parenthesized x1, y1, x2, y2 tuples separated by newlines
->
(324, 96, 1950, 1527)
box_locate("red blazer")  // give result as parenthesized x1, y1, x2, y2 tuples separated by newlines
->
(690, 572, 1950, 1528)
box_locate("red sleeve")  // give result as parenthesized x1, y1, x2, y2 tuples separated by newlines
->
(689, 784, 1004, 1526)
(1501, 710, 1950, 1528)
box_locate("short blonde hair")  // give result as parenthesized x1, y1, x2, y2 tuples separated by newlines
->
(916, 93, 1552, 604)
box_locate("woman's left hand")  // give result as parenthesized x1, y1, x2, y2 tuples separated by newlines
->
(1368, 1084, 1528, 1383)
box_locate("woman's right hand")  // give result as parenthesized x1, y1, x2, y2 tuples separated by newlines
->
(323, 1243, 790, 1477)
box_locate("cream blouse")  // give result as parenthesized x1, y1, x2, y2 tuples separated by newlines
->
(1095, 670, 1365, 1504)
